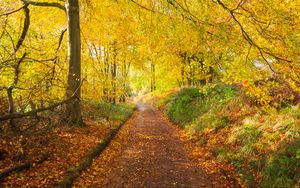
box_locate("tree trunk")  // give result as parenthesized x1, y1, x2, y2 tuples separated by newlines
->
(150, 62, 156, 92)
(111, 43, 117, 104)
(181, 56, 186, 87)
(120, 61, 126, 103)
(187, 57, 192, 87)
(7, 87, 18, 132)
(111, 61, 117, 104)
(65, 0, 83, 125)
(103, 46, 110, 102)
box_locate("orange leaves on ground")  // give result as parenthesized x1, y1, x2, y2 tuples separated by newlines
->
(1, 119, 110, 187)
(73, 112, 137, 187)
(161, 109, 244, 188)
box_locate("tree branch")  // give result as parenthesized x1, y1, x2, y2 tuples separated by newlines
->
(15, 4, 30, 52)
(0, 96, 73, 121)
(0, 81, 83, 122)
(214, 0, 292, 68)
(0, 154, 49, 180)
(22, 0, 66, 11)
(56, 28, 67, 52)
(12, 52, 27, 87)
(129, 0, 155, 13)
(0, 6, 26, 17)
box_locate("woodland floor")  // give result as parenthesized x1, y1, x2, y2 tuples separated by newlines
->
(74, 103, 242, 187)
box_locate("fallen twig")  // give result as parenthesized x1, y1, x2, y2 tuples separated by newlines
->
(0, 154, 49, 181)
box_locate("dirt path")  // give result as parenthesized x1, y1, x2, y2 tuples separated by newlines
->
(75, 103, 227, 187)
(99, 103, 213, 187)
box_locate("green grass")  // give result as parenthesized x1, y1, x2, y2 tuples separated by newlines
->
(165, 88, 205, 127)
(163, 84, 236, 131)
(262, 139, 300, 188)
(96, 102, 135, 123)
(82, 100, 135, 125)
(156, 84, 300, 187)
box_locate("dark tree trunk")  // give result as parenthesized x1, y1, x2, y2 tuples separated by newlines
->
(187, 57, 192, 87)
(120, 62, 126, 103)
(150, 62, 156, 92)
(102, 46, 110, 102)
(6, 87, 18, 132)
(181, 55, 186, 87)
(65, 0, 83, 125)
(111, 61, 117, 104)
(110, 43, 117, 104)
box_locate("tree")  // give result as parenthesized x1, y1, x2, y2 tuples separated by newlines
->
(65, 0, 83, 125)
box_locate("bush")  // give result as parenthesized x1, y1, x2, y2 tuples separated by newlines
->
(165, 85, 236, 129)
(160, 84, 300, 187)
(166, 88, 204, 127)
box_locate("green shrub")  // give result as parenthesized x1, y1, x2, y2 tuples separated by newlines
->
(160, 85, 300, 187)
(165, 85, 236, 129)
(205, 84, 236, 101)
(166, 88, 204, 127)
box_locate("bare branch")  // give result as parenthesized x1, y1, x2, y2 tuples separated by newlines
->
(3, 27, 16, 54)
(172, 0, 205, 24)
(22, 0, 66, 11)
(245, 43, 252, 62)
(259, 49, 278, 73)
(0, 6, 26, 17)
(231, 0, 245, 12)
(15, 4, 30, 52)
(25, 57, 57, 63)
(13, 52, 27, 87)
(0, 16, 8, 39)
(0, 80, 83, 121)
(165, 0, 215, 33)
(56, 28, 67, 52)
(0, 96, 73, 121)
(129, 0, 155, 13)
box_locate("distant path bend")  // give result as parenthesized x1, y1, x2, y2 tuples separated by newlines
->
(99, 103, 213, 187)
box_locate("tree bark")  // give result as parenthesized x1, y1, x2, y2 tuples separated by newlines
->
(150, 61, 156, 92)
(102, 46, 110, 102)
(112, 62, 117, 104)
(110, 43, 117, 104)
(120, 61, 127, 103)
(181, 55, 186, 87)
(7, 87, 17, 131)
(65, 0, 83, 125)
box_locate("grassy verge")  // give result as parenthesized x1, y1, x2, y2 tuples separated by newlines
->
(82, 100, 135, 126)
(155, 85, 300, 187)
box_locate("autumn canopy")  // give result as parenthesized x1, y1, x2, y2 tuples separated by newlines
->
(0, 0, 299, 187)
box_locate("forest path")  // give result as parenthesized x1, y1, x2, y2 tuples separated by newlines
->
(75, 103, 215, 187)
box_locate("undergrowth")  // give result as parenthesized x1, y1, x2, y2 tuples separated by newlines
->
(82, 100, 135, 126)
(155, 84, 300, 187)
(164, 85, 235, 131)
